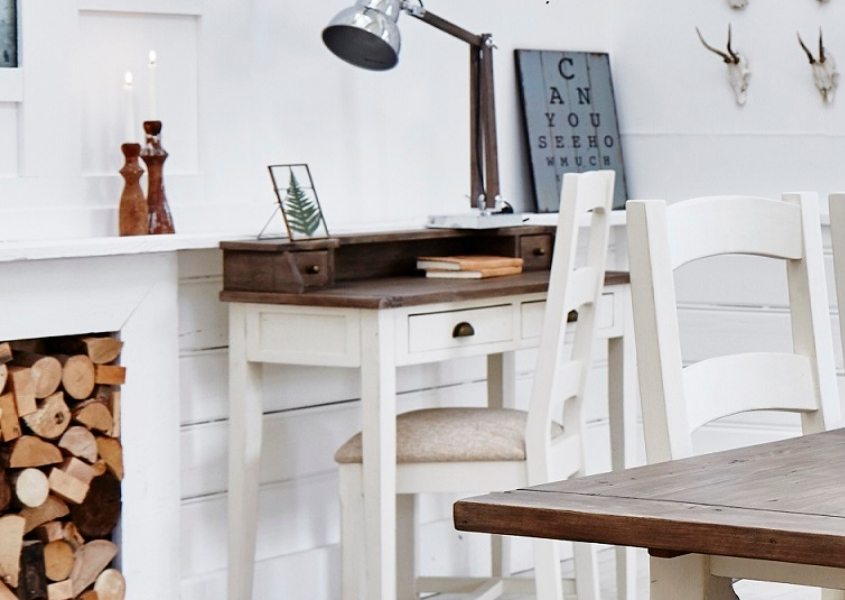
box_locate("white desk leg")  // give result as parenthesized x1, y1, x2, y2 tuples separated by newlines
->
(360, 311, 397, 600)
(651, 555, 737, 600)
(228, 304, 264, 600)
(608, 292, 639, 600)
(487, 352, 516, 410)
(486, 352, 515, 579)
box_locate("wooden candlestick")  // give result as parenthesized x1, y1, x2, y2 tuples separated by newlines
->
(140, 120, 175, 234)
(118, 143, 147, 236)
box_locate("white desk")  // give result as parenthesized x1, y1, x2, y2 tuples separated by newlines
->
(224, 270, 636, 600)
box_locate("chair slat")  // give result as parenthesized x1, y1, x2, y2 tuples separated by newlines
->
(683, 353, 817, 432)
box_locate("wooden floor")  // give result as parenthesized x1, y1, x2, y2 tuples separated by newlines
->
(435, 547, 821, 599)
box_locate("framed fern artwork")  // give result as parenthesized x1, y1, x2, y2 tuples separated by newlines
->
(268, 163, 330, 241)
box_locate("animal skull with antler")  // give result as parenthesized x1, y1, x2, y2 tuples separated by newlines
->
(696, 25, 751, 106)
(798, 29, 839, 103)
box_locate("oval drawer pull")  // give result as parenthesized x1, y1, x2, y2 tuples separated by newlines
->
(305, 265, 321, 275)
(533, 247, 547, 257)
(452, 322, 476, 338)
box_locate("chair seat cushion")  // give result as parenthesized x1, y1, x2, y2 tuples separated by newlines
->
(334, 407, 563, 464)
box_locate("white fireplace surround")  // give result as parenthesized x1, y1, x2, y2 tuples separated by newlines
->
(0, 238, 205, 599)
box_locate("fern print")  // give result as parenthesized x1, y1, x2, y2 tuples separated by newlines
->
(283, 171, 323, 237)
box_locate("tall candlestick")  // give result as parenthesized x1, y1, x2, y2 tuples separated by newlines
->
(123, 71, 136, 143)
(148, 50, 157, 120)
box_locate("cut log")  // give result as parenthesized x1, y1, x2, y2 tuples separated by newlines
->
(93, 569, 125, 600)
(0, 580, 15, 600)
(6, 366, 36, 417)
(43, 540, 74, 582)
(58, 355, 95, 401)
(51, 337, 122, 366)
(33, 522, 64, 544)
(48, 468, 89, 505)
(61, 458, 98, 486)
(9, 436, 63, 468)
(78, 591, 99, 600)
(46, 580, 73, 600)
(108, 390, 120, 439)
(91, 461, 107, 478)
(0, 394, 21, 442)
(12, 353, 62, 399)
(19, 541, 47, 600)
(69, 540, 117, 597)
(93, 366, 125, 386)
(20, 496, 69, 533)
(95, 438, 123, 481)
(72, 402, 112, 435)
(23, 393, 70, 440)
(0, 471, 10, 512)
(57, 427, 97, 464)
(13, 468, 50, 508)
(0, 364, 6, 396)
(0, 343, 12, 365)
(0, 514, 25, 587)
(9, 340, 44, 355)
(61, 523, 84, 551)
(69, 472, 120, 540)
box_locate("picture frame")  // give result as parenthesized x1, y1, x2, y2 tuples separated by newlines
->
(515, 49, 628, 212)
(0, 0, 16, 68)
(267, 163, 330, 241)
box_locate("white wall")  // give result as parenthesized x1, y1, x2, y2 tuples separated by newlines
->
(4, 1, 845, 598)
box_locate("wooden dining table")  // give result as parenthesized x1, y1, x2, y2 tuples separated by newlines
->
(454, 428, 845, 598)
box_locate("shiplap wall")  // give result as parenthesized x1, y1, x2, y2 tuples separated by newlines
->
(4, 1, 845, 598)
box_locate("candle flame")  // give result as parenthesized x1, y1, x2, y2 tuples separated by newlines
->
(124, 71, 134, 87)
(148, 50, 157, 66)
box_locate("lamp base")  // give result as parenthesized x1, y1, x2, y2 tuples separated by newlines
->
(426, 211, 526, 230)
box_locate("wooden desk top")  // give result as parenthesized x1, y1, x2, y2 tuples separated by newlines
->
(454, 429, 845, 569)
(220, 270, 629, 309)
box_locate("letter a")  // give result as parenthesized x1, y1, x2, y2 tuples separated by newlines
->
(549, 87, 565, 105)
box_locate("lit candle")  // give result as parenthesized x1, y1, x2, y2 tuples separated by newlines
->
(148, 50, 157, 120)
(124, 71, 136, 143)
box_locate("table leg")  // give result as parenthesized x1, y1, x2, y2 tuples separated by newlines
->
(228, 304, 264, 600)
(650, 555, 737, 600)
(608, 293, 639, 600)
(487, 352, 515, 409)
(360, 311, 397, 600)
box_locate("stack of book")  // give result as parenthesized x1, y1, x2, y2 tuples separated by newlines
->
(416, 255, 524, 279)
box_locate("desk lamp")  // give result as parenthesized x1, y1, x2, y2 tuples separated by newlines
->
(323, 0, 523, 229)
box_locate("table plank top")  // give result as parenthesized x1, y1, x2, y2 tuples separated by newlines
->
(454, 429, 845, 569)
(221, 270, 630, 309)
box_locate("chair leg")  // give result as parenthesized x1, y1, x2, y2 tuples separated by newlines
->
(532, 538, 563, 600)
(339, 465, 364, 600)
(615, 546, 638, 600)
(491, 535, 509, 578)
(396, 494, 416, 600)
(572, 542, 600, 600)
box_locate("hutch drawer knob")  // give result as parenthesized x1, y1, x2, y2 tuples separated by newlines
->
(452, 322, 476, 338)
(533, 247, 547, 257)
(306, 265, 321, 275)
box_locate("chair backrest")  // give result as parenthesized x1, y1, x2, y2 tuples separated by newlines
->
(628, 193, 841, 464)
(525, 170, 615, 484)
(828, 193, 845, 391)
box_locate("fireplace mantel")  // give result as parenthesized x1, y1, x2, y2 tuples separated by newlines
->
(0, 242, 208, 599)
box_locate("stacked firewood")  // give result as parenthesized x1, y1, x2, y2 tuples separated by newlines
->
(0, 337, 125, 600)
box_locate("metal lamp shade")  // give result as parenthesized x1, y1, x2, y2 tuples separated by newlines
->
(322, 0, 402, 71)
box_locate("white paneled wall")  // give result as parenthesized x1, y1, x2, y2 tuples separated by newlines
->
(3, 0, 845, 598)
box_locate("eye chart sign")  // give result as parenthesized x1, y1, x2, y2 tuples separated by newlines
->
(515, 50, 627, 211)
(0, 0, 16, 68)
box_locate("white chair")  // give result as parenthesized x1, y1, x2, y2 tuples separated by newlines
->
(627, 193, 843, 599)
(335, 170, 616, 600)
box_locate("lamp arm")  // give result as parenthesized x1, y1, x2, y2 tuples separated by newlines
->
(403, 4, 485, 48)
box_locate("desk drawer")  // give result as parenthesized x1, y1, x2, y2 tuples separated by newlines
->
(521, 293, 615, 339)
(408, 305, 514, 353)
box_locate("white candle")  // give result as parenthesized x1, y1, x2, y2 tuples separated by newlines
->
(148, 50, 157, 120)
(124, 71, 136, 143)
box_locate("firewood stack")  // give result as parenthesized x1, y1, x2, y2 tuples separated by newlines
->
(0, 337, 125, 600)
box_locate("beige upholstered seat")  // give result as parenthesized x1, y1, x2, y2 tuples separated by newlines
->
(335, 408, 563, 464)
